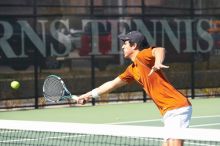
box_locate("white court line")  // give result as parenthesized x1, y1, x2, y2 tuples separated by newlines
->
(108, 119, 161, 125)
(0, 135, 87, 143)
(192, 115, 220, 119)
(107, 115, 220, 125)
(190, 123, 220, 128)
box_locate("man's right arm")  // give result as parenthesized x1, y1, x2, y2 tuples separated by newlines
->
(77, 77, 128, 104)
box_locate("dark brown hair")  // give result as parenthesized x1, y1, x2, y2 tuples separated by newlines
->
(128, 39, 149, 50)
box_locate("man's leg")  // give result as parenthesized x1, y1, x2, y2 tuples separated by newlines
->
(162, 139, 183, 146)
(162, 106, 192, 146)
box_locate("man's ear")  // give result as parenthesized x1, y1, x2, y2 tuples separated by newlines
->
(132, 43, 138, 50)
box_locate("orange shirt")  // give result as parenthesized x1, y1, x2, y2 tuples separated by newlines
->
(118, 47, 191, 115)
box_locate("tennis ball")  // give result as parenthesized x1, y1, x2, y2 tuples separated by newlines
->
(10, 81, 20, 90)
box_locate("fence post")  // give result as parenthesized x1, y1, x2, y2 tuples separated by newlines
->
(190, 0, 195, 99)
(143, 90, 147, 102)
(33, 0, 39, 109)
(91, 55, 96, 106)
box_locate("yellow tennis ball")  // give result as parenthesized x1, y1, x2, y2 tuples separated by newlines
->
(10, 81, 20, 90)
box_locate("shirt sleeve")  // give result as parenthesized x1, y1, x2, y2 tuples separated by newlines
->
(138, 47, 155, 67)
(143, 47, 154, 60)
(118, 65, 134, 83)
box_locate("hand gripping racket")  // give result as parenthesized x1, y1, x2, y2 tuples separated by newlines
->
(43, 75, 78, 103)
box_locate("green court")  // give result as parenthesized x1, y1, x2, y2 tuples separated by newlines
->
(0, 98, 220, 129)
(0, 98, 220, 146)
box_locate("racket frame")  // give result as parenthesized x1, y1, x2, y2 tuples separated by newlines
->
(43, 75, 73, 103)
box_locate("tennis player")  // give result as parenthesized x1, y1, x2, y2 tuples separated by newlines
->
(77, 31, 192, 146)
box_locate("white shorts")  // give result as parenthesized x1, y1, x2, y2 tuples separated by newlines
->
(163, 106, 192, 128)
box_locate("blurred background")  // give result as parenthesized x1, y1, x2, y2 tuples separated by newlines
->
(0, 0, 220, 109)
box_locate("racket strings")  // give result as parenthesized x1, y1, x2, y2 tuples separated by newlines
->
(44, 77, 63, 101)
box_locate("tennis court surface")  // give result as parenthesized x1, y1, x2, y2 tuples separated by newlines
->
(0, 98, 220, 146)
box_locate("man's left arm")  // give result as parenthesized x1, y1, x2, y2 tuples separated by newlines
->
(148, 47, 169, 76)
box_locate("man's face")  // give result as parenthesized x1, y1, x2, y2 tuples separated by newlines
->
(121, 40, 136, 58)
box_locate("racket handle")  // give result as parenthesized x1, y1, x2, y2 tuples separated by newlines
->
(71, 95, 78, 100)
(71, 95, 87, 105)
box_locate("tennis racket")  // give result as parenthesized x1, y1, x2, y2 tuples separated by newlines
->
(43, 75, 78, 103)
